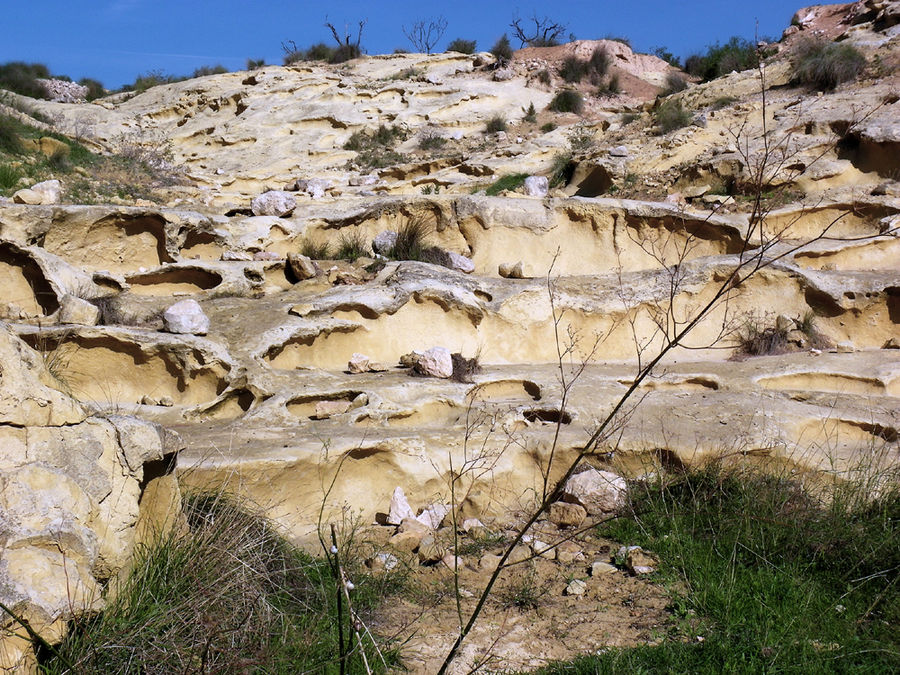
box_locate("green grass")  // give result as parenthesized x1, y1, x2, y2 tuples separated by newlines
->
(0, 114, 23, 154)
(0, 163, 22, 189)
(534, 462, 900, 674)
(42, 491, 402, 674)
(485, 173, 528, 195)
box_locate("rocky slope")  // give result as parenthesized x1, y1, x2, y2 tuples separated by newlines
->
(0, 0, 898, 671)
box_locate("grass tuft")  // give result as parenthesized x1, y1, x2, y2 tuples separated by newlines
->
(654, 99, 691, 133)
(300, 238, 333, 260)
(387, 218, 430, 261)
(792, 38, 866, 90)
(336, 229, 369, 262)
(549, 89, 583, 114)
(485, 116, 507, 134)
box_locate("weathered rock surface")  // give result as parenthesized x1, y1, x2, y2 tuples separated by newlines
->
(0, 324, 184, 672)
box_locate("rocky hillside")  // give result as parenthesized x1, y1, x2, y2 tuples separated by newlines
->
(1, 0, 898, 671)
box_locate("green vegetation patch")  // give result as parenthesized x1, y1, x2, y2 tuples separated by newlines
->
(535, 462, 900, 674)
(485, 173, 528, 195)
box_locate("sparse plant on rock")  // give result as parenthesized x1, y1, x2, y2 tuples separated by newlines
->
(791, 37, 866, 90)
(654, 99, 691, 133)
(485, 116, 507, 134)
(549, 89, 583, 114)
(490, 35, 514, 64)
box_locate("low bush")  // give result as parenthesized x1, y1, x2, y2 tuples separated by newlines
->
(537, 68, 552, 86)
(684, 36, 759, 82)
(126, 70, 185, 94)
(654, 99, 691, 133)
(0, 61, 50, 99)
(542, 462, 900, 673)
(548, 89, 583, 114)
(540, 121, 557, 133)
(485, 173, 528, 195)
(246, 58, 266, 70)
(791, 38, 866, 90)
(485, 116, 507, 133)
(446, 38, 476, 54)
(192, 64, 228, 78)
(491, 35, 513, 63)
(42, 491, 400, 673)
(548, 152, 575, 187)
(343, 125, 407, 170)
(558, 47, 610, 84)
(735, 315, 789, 356)
(597, 74, 620, 97)
(77, 77, 105, 100)
(418, 130, 446, 151)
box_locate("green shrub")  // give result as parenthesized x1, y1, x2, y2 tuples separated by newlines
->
(0, 62, 50, 99)
(127, 70, 185, 94)
(485, 116, 507, 133)
(191, 64, 228, 78)
(537, 68, 551, 86)
(77, 77, 105, 100)
(343, 125, 406, 169)
(654, 99, 691, 133)
(491, 35, 513, 63)
(331, 44, 361, 64)
(246, 58, 266, 70)
(522, 102, 537, 123)
(559, 55, 589, 83)
(0, 114, 22, 153)
(736, 316, 789, 356)
(548, 89, 583, 114)
(685, 36, 759, 81)
(558, 47, 609, 84)
(540, 121, 557, 133)
(446, 38, 476, 54)
(0, 163, 22, 190)
(652, 46, 681, 68)
(597, 74, 620, 97)
(791, 38, 866, 90)
(485, 173, 528, 195)
(42, 491, 400, 673)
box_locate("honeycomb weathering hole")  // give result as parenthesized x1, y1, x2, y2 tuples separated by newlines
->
(126, 268, 223, 295)
(0, 244, 59, 317)
(524, 408, 572, 424)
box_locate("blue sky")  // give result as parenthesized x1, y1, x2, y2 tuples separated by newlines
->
(3, 1, 816, 89)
